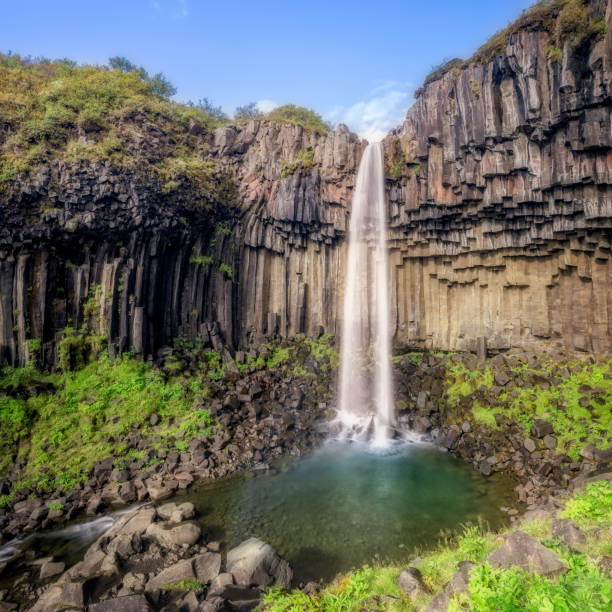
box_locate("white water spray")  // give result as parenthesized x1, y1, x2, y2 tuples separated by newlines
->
(337, 141, 394, 446)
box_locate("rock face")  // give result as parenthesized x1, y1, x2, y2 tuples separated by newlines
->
(0, 122, 363, 367)
(1, 3, 612, 367)
(385, 0, 612, 354)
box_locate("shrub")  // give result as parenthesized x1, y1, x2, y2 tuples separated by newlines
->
(266, 104, 331, 135)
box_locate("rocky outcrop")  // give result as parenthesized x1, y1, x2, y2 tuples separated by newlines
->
(2, 3, 612, 367)
(0, 122, 363, 367)
(384, 0, 612, 354)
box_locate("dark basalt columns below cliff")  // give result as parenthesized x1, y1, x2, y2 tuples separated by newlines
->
(384, 1, 612, 354)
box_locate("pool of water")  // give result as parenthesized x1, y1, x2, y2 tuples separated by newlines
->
(0, 440, 515, 585)
(182, 440, 515, 582)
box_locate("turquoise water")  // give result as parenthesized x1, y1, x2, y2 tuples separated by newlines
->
(182, 440, 514, 582)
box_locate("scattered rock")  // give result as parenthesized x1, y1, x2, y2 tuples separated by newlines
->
(226, 538, 292, 588)
(145, 558, 195, 592)
(486, 531, 568, 577)
(531, 420, 554, 439)
(397, 567, 428, 598)
(145, 521, 201, 548)
(39, 560, 65, 580)
(524, 438, 537, 453)
(551, 519, 587, 552)
(89, 594, 152, 611)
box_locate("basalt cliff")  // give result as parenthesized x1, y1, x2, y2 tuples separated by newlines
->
(1, 0, 611, 367)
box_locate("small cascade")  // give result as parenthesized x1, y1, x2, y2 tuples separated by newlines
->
(336, 141, 394, 447)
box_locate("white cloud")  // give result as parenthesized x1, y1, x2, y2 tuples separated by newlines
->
(256, 99, 279, 114)
(151, 0, 188, 19)
(325, 80, 414, 142)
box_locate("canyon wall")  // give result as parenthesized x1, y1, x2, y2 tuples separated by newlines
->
(1, 1, 612, 367)
(0, 123, 362, 366)
(384, 0, 612, 354)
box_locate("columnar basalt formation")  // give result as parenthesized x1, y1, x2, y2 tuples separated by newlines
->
(1, 3, 612, 368)
(0, 122, 363, 366)
(384, 1, 612, 354)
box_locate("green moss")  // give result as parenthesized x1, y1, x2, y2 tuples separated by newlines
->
(280, 149, 316, 179)
(443, 356, 612, 461)
(162, 579, 207, 592)
(189, 255, 213, 266)
(0, 352, 214, 494)
(219, 263, 233, 280)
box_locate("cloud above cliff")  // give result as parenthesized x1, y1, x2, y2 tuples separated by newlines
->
(325, 80, 414, 142)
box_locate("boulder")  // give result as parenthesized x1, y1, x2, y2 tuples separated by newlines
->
(424, 561, 474, 612)
(397, 567, 428, 599)
(523, 438, 537, 453)
(145, 521, 201, 548)
(39, 560, 65, 580)
(60, 582, 85, 608)
(208, 573, 234, 597)
(486, 531, 568, 577)
(89, 594, 152, 611)
(145, 559, 195, 592)
(194, 552, 222, 583)
(551, 518, 587, 552)
(226, 538, 292, 588)
(531, 420, 554, 438)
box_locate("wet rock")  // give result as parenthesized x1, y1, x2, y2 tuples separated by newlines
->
(60, 581, 85, 608)
(397, 567, 428, 598)
(226, 538, 292, 588)
(39, 560, 65, 580)
(145, 558, 195, 592)
(86, 495, 104, 516)
(145, 521, 201, 548)
(479, 460, 492, 476)
(486, 531, 568, 577)
(551, 519, 587, 552)
(219, 584, 261, 610)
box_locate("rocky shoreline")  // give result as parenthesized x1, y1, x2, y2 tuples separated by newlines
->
(1, 344, 611, 610)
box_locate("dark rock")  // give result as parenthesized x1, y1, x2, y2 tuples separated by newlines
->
(89, 594, 152, 611)
(543, 435, 557, 450)
(531, 420, 554, 439)
(486, 531, 568, 576)
(397, 567, 428, 598)
(479, 460, 492, 476)
(551, 519, 587, 552)
(145, 559, 195, 592)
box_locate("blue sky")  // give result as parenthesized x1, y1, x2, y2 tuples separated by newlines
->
(3, 0, 531, 139)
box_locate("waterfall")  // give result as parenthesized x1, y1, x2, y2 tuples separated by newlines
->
(337, 141, 394, 446)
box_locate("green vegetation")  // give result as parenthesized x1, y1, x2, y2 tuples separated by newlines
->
(0, 52, 232, 201)
(444, 355, 612, 460)
(261, 480, 612, 611)
(219, 263, 233, 279)
(48, 501, 63, 511)
(0, 352, 213, 493)
(266, 105, 331, 135)
(422, 0, 607, 86)
(162, 579, 207, 593)
(189, 254, 213, 266)
(563, 480, 612, 529)
(280, 149, 316, 179)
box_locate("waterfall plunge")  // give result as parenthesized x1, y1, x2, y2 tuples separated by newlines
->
(337, 141, 394, 447)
